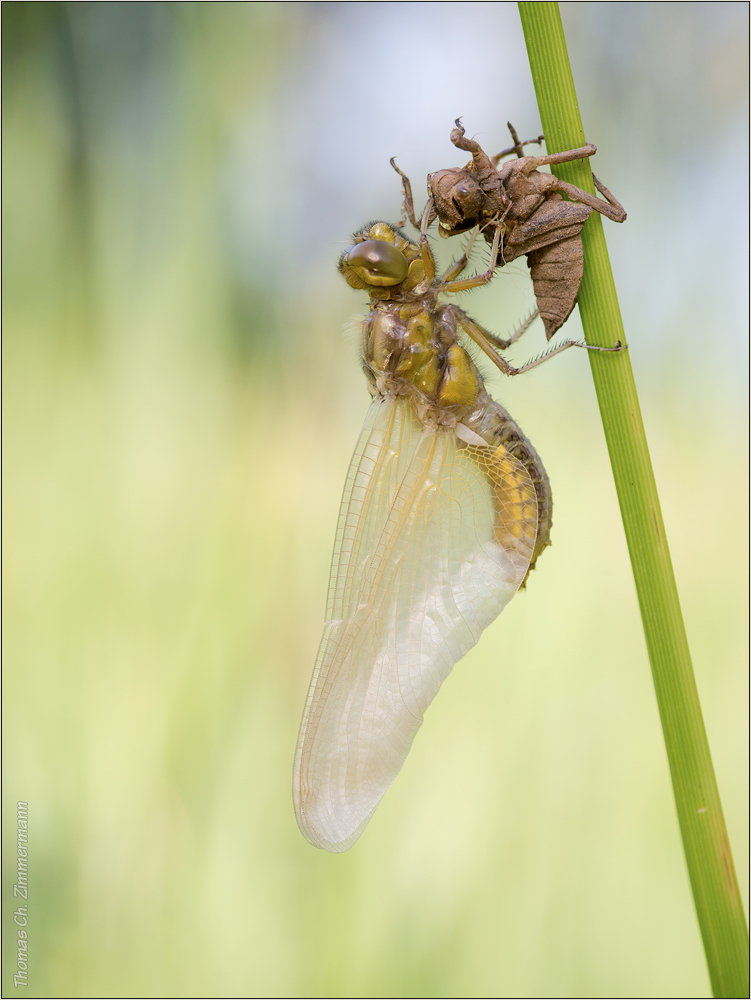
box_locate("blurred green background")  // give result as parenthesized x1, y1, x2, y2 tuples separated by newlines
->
(2, 3, 747, 997)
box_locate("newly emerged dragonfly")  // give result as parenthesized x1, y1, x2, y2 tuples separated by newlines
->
(294, 214, 619, 852)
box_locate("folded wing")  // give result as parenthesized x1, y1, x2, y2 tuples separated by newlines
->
(294, 396, 537, 851)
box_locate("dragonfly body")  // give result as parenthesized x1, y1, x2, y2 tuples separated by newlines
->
(294, 222, 552, 852)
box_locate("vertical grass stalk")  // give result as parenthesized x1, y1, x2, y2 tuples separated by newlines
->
(517, 4, 748, 996)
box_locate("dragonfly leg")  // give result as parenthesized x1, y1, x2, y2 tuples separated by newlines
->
(491, 122, 544, 166)
(439, 229, 480, 282)
(483, 308, 541, 350)
(521, 144, 597, 172)
(591, 174, 627, 222)
(449, 306, 516, 376)
(547, 175, 626, 223)
(505, 338, 626, 375)
(419, 199, 437, 283)
(437, 221, 502, 293)
(391, 157, 438, 232)
(451, 305, 625, 377)
(390, 157, 418, 229)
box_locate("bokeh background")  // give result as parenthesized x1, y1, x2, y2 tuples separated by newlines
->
(3, 3, 747, 997)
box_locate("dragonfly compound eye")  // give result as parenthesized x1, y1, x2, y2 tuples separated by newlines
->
(345, 240, 410, 287)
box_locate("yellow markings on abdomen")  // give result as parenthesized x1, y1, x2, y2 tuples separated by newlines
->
(464, 442, 538, 559)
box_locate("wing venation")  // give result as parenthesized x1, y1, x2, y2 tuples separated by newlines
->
(294, 397, 537, 851)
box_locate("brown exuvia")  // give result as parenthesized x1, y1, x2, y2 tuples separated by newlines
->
(394, 121, 626, 340)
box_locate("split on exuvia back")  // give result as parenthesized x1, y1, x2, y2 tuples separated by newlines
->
(293, 124, 625, 853)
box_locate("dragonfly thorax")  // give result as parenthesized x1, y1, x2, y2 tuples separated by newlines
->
(363, 300, 479, 417)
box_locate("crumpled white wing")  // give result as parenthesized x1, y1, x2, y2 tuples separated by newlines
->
(294, 396, 537, 852)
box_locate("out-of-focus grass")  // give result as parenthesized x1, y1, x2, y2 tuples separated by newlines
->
(4, 325, 747, 998)
(3, 4, 747, 997)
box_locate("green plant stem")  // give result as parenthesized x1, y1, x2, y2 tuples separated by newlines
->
(517, 4, 748, 997)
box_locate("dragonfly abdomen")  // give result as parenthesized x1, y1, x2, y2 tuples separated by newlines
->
(468, 394, 553, 580)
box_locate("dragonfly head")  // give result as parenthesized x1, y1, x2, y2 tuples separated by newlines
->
(429, 168, 484, 238)
(339, 223, 425, 296)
